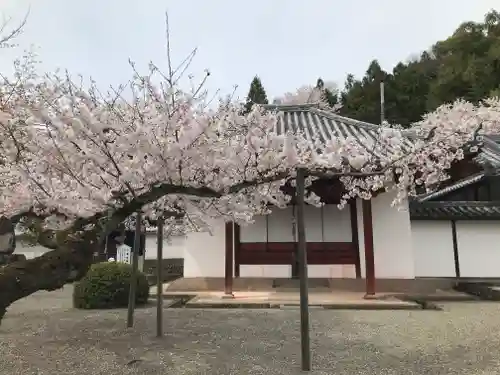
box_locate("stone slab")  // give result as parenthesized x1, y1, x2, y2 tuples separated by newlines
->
(399, 289, 478, 302)
(184, 291, 421, 310)
(146, 298, 178, 308)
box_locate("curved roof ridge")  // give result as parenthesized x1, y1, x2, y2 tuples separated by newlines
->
(262, 103, 321, 111)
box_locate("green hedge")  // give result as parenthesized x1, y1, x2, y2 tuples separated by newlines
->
(73, 262, 150, 309)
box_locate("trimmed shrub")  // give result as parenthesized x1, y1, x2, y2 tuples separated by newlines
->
(73, 261, 149, 309)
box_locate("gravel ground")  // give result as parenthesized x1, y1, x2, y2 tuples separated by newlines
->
(1, 287, 500, 374)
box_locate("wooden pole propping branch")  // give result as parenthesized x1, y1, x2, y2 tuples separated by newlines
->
(156, 216, 164, 337)
(296, 168, 311, 371)
(127, 211, 141, 328)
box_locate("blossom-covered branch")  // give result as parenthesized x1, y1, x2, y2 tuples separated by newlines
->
(1, 62, 499, 235)
(1, 33, 499, 246)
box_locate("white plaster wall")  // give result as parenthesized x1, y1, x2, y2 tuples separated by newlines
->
(322, 204, 352, 242)
(371, 192, 415, 278)
(182, 220, 227, 277)
(308, 264, 356, 278)
(239, 265, 291, 277)
(144, 234, 185, 259)
(240, 205, 352, 244)
(456, 221, 500, 278)
(268, 206, 295, 242)
(239, 205, 355, 278)
(308, 204, 353, 277)
(14, 244, 50, 259)
(411, 221, 456, 277)
(240, 214, 267, 242)
(241, 207, 294, 278)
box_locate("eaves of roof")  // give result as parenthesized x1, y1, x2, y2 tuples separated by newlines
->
(409, 201, 500, 220)
(415, 172, 486, 203)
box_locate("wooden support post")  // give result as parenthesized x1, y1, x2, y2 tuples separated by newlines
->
(224, 222, 234, 298)
(234, 223, 241, 278)
(127, 211, 141, 328)
(156, 217, 164, 337)
(349, 200, 361, 278)
(362, 199, 376, 298)
(451, 220, 460, 278)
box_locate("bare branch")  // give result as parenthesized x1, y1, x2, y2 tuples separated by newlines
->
(0, 8, 29, 47)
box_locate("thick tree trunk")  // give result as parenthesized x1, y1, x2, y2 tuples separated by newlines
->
(0, 240, 96, 322)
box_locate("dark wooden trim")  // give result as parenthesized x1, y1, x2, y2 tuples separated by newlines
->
(265, 214, 269, 251)
(362, 199, 376, 296)
(451, 220, 460, 278)
(224, 222, 234, 296)
(350, 200, 361, 278)
(233, 223, 241, 278)
(239, 242, 356, 265)
(240, 242, 354, 251)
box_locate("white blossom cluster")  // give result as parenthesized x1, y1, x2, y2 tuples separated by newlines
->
(277, 84, 342, 112)
(0, 54, 498, 236)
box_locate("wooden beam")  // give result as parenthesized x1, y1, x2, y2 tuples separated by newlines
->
(234, 223, 241, 277)
(224, 222, 234, 297)
(349, 200, 361, 278)
(362, 199, 376, 297)
(451, 220, 461, 278)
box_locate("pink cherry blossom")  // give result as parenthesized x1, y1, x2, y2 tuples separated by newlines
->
(0, 52, 498, 237)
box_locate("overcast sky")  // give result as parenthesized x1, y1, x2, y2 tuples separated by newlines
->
(0, 0, 498, 101)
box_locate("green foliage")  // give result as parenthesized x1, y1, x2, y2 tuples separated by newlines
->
(73, 261, 149, 309)
(339, 10, 500, 127)
(244, 76, 268, 113)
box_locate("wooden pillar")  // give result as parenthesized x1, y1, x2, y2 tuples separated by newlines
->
(362, 199, 376, 298)
(451, 220, 460, 278)
(234, 223, 241, 277)
(349, 200, 361, 278)
(224, 222, 234, 297)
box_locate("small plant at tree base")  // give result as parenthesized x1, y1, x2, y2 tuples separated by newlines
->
(73, 262, 149, 309)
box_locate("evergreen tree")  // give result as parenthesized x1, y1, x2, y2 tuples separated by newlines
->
(339, 10, 500, 127)
(244, 76, 268, 113)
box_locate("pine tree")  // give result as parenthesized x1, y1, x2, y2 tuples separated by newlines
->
(244, 76, 269, 113)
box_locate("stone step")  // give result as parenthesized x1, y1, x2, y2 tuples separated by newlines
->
(455, 281, 500, 301)
(272, 278, 330, 289)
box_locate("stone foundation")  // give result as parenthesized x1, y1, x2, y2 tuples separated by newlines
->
(167, 277, 458, 293)
(143, 258, 184, 282)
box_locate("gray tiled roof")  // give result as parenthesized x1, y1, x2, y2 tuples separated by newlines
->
(415, 172, 486, 203)
(413, 134, 500, 204)
(265, 104, 500, 222)
(474, 135, 500, 169)
(410, 201, 500, 220)
(266, 104, 500, 172)
(266, 104, 414, 157)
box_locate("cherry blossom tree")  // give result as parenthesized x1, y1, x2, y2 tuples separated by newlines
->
(0, 27, 498, 322)
(275, 82, 342, 112)
(0, 10, 32, 260)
